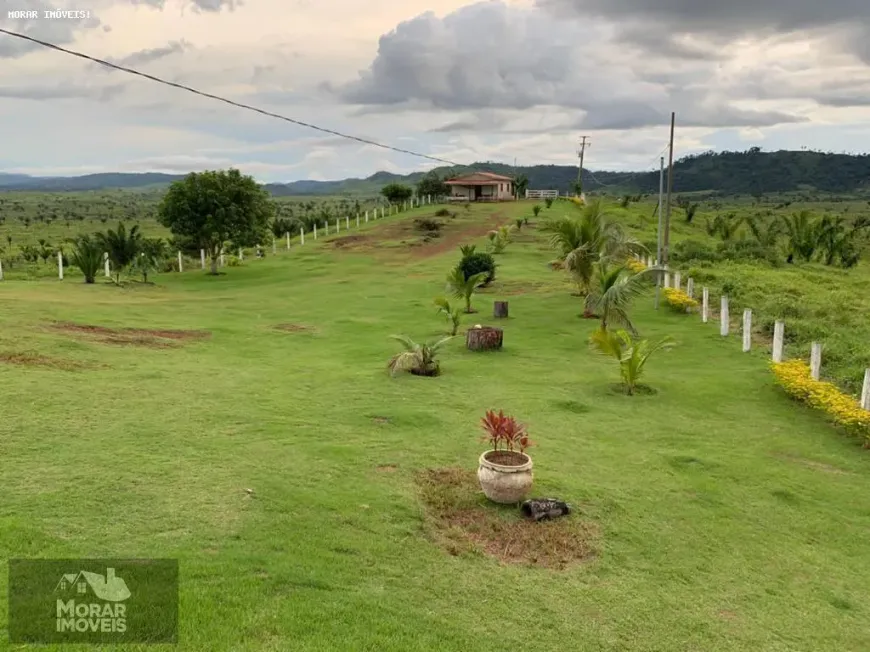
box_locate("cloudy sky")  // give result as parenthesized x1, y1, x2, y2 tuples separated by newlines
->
(1, 0, 869, 182)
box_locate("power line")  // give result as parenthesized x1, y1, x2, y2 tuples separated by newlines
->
(0, 28, 463, 167)
(584, 146, 670, 189)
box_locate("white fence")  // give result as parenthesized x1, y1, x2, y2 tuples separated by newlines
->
(526, 189, 559, 199)
(638, 254, 870, 411)
(0, 195, 443, 281)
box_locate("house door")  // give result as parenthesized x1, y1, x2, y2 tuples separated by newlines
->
(474, 186, 482, 200)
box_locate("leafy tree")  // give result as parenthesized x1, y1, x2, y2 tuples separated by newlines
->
(95, 222, 142, 285)
(705, 213, 744, 242)
(585, 262, 655, 332)
(513, 173, 529, 198)
(387, 335, 453, 377)
(271, 217, 296, 240)
(157, 169, 274, 275)
(136, 237, 167, 283)
(746, 214, 782, 248)
(446, 266, 488, 313)
(589, 328, 673, 395)
(381, 183, 414, 204)
(540, 199, 645, 300)
(434, 297, 462, 336)
(416, 173, 449, 199)
(779, 211, 818, 263)
(69, 235, 103, 284)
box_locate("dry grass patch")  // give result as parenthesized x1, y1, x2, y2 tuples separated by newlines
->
(274, 323, 315, 333)
(0, 351, 95, 371)
(49, 322, 210, 348)
(417, 468, 597, 569)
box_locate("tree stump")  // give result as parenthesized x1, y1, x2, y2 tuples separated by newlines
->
(466, 326, 503, 351)
(493, 301, 509, 318)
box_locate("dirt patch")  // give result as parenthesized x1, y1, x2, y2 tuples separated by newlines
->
(0, 351, 93, 371)
(332, 234, 370, 249)
(371, 416, 391, 424)
(376, 464, 398, 473)
(274, 323, 314, 333)
(417, 468, 597, 569)
(774, 452, 852, 475)
(49, 322, 210, 348)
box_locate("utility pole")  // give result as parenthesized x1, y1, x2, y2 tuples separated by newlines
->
(576, 136, 590, 196)
(663, 112, 676, 268)
(654, 156, 665, 310)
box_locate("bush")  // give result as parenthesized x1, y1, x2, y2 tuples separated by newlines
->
(771, 360, 870, 445)
(625, 258, 646, 274)
(434, 208, 450, 217)
(717, 239, 779, 265)
(662, 287, 699, 313)
(414, 218, 443, 233)
(671, 239, 720, 264)
(459, 252, 497, 286)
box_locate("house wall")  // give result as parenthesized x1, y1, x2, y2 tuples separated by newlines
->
(449, 181, 514, 200)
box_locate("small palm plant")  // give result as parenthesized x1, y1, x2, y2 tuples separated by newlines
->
(532, 205, 542, 217)
(446, 266, 488, 313)
(487, 225, 514, 253)
(135, 237, 167, 283)
(585, 262, 657, 332)
(515, 218, 524, 230)
(459, 244, 476, 257)
(434, 297, 462, 336)
(95, 222, 142, 285)
(69, 235, 103, 284)
(387, 335, 453, 377)
(590, 328, 673, 395)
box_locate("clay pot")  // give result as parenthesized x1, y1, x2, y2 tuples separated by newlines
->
(477, 450, 533, 504)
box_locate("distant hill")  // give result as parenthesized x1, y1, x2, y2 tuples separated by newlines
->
(2, 150, 869, 196)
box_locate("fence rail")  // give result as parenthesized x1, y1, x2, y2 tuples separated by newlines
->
(526, 189, 559, 199)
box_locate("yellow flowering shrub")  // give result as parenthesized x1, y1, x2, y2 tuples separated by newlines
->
(625, 258, 646, 274)
(662, 287, 699, 313)
(569, 196, 585, 207)
(771, 360, 870, 446)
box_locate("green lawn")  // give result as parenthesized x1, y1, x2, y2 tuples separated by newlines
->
(1, 201, 870, 651)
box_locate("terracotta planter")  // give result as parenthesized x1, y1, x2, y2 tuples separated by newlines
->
(477, 450, 533, 504)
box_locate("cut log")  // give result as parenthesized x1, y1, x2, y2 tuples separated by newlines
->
(466, 326, 503, 351)
(520, 498, 571, 521)
(493, 301, 509, 318)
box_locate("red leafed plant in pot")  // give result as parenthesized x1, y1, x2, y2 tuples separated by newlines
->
(477, 409, 534, 504)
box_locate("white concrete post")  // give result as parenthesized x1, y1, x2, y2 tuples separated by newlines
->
(177, 251, 183, 272)
(742, 309, 752, 352)
(861, 369, 870, 410)
(300, 228, 305, 245)
(220, 249, 225, 267)
(272, 241, 277, 255)
(365, 211, 369, 223)
(57, 250, 63, 279)
(674, 272, 681, 291)
(346, 216, 350, 230)
(0, 259, 3, 280)
(356, 215, 360, 228)
(104, 252, 110, 277)
(720, 296, 729, 336)
(239, 247, 243, 260)
(702, 287, 709, 323)
(664, 271, 671, 288)
(686, 277, 694, 298)
(772, 321, 784, 363)
(200, 249, 206, 269)
(810, 342, 822, 381)
(381, 207, 385, 218)
(336, 218, 339, 233)
(314, 224, 318, 240)
(324, 221, 328, 235)
(286, 232, 290, 249)
(647, 255, 653, 267)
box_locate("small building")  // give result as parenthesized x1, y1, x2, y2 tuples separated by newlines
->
(445, 172, 515, 202)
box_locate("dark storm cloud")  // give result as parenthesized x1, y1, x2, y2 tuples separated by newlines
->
(333, 1, 804, 130)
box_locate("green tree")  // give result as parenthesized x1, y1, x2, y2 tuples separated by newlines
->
(446, 266, 488, 313)
(381, 183, 414, 204)
(513, 173, 529, 199)
(136, 237, 167, 283)
(585, 263, 655, 333)
(157, 169, 274, 275)
(68, 234, 103, 284)
(95, 222, 142, 285)
(589, 328, 673, 395)
(540, 199, 645, 303)
(416, 173, 449, 199)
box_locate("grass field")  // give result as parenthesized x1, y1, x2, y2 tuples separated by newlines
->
(1, 198, 870, 650)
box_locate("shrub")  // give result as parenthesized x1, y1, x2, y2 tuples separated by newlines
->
(589, 328, 673, 395)
(387, 335, 453, 377)
(459, 252, 496, 286)
(662, 287, 699, 313)
(532, 205, 542, 217)
(480, 410, 533, 453)
(771, 360, 870, 445)
(545, 198, 554, 208)
(435, 208, 450, 217)
(69, 235, 103, 284)
(414, 218, 442, 234)
(625, 258, 646, 274)
(671, 239, 721, 264)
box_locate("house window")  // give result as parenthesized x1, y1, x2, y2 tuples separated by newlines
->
(77, 582, 87, 594)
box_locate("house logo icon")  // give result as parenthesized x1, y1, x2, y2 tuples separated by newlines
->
(55, 568, 130, 602)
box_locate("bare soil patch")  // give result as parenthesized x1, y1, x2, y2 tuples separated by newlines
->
(376, 464, 398, 473)
(417, 468, 597, 569)
(49, 322, 210, 348)
(332, 234, 369, 249)
(774, 452, 852, 475)
(0, 351, 94, 371)
(274, 323, 315, 333)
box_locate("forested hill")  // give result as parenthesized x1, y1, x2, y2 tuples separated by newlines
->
(2, 150, 869, 195)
